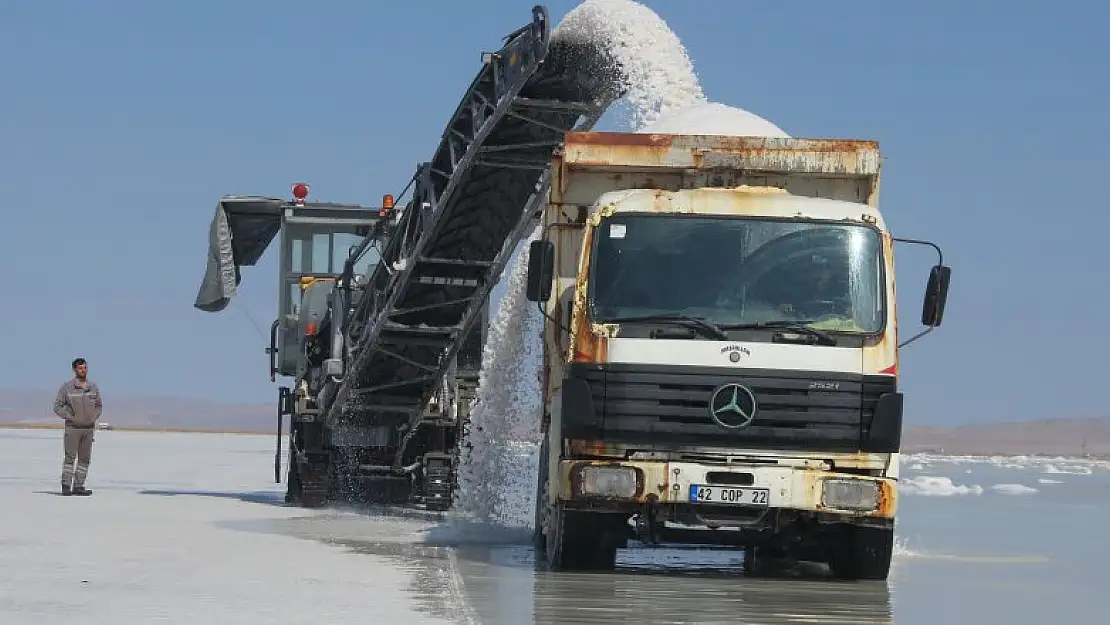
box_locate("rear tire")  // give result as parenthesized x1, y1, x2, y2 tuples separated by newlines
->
(827, 525, 894, 580)
(742, 545, 758, 574)
(284, 447, 300, 504)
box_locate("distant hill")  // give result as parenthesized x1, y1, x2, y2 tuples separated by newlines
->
(0, 388, 272, 433)
(3, 387, 1108, 456)
(902, 417, 1110, 457)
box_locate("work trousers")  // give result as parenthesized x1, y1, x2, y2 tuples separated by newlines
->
(61, 425, 95, 488)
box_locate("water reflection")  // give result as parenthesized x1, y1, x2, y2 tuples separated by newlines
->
(530, 571, 891, 625)
(335, 533, 894, 625)
(216, 511, 891, 624)
(453, 545, 892, 625)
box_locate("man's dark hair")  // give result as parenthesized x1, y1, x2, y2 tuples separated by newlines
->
(71, 358, 86, 369)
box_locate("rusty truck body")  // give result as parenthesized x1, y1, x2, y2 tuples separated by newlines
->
(525, 131, 951, 580)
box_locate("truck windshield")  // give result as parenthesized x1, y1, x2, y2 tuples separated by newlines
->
(587, 214, 886, 334)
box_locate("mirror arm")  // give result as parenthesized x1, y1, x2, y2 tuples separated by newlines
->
(893, 237, 944, 266)
(893, 236, 950, 343)
(897, 326, 934, 349)
(535, 300, 572, 335)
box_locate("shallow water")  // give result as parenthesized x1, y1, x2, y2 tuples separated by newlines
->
(8, 429, 1106, 624)
(234, 453, 1109, 624)
(347, 454, 1110, 624)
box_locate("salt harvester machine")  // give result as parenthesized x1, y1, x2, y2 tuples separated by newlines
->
(193, 5, 621, 509)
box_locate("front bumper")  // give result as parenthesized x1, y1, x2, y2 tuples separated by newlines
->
(556, 459, 897, 520)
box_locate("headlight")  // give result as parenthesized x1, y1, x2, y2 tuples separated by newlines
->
(574, 464, 640, 499)
(821, 478, 879, 511)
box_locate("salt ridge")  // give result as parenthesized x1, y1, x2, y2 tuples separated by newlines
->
(901, 475, 984, 497)
(905, 452, 1109, 475)
(991, 483, 1038, 495)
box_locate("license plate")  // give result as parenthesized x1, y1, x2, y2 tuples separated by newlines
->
(688, 484, 769, 506)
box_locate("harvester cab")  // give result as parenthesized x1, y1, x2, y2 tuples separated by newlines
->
(268, 183, 392, 384)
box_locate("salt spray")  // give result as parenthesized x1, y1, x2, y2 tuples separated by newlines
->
(449, 0, 794, 538)
(551, 0, 706, 130)
(452, 224, 544, 528)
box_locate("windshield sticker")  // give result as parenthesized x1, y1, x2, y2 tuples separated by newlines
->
(609, 223, 626, 239)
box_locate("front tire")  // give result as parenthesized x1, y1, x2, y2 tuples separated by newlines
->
(532, 438, 550, 554)
(533, 434, 618, 572)
(827, 525, 894, 580)
(544, 505, 618, 571)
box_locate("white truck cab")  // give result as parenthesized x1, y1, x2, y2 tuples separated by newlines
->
(527, 132, 950, 580)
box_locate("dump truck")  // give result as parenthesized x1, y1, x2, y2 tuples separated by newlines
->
(193, 5, 620, 509)
(527, 131, 951, 580)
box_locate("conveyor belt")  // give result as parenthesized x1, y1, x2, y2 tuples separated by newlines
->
(320, 6, 620, 467)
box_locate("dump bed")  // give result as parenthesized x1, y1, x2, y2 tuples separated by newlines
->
(549, 132, 881, 212)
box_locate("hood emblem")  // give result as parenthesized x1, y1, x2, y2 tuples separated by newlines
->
(708, 383, 758, 429)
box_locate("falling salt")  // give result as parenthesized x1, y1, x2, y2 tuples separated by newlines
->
(452, 224, 544, 527)
(551, 0, 706, 130)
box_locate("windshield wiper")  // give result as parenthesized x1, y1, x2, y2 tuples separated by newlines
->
(603, 314, 729, 340)
(718, 320, 838, 346)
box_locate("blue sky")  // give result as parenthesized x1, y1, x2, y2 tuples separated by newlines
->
(2, 1, 1107, 426)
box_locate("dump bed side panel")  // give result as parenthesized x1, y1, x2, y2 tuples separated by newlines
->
(552, 132, 882, 211)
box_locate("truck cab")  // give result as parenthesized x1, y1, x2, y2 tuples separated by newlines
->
(527, 132, 950, 579)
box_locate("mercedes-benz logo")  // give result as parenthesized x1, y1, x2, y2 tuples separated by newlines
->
(708, 383, 758, 429)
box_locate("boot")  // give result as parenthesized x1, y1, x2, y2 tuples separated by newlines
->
(61, 484, 72, 496)
(72, 486, 92, 496)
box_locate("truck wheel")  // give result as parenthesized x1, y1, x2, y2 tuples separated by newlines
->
(742, 544, 785, 575)
(544, 506, 617, 571)
(827, 525, 894, 580)
(742, 546, 758, 574)
(292, 460, 329, 509)
(532, 436, 550, 555)
(284, 448, 300, 504)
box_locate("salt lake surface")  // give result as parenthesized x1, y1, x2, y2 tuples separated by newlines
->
(2, 428, 1106, 624)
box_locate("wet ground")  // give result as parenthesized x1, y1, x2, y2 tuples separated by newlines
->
(440, 545, 892, 625)
(224, 510, 895, 625)
(7, 429, 1107, 625)
(215, 467, 1104, 625)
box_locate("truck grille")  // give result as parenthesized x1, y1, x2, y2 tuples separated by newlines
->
(565, 363, 896, 452)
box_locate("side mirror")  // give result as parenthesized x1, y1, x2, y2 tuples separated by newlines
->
(526, 240, 555, 302)
(921, 264, 951, 327)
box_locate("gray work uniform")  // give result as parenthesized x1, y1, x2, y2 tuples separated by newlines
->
(53, 378, 103, 489)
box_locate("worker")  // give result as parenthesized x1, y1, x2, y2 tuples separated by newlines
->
(52, 357, 103, 496)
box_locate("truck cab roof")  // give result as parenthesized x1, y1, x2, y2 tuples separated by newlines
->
(592, 186, 887, 231)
